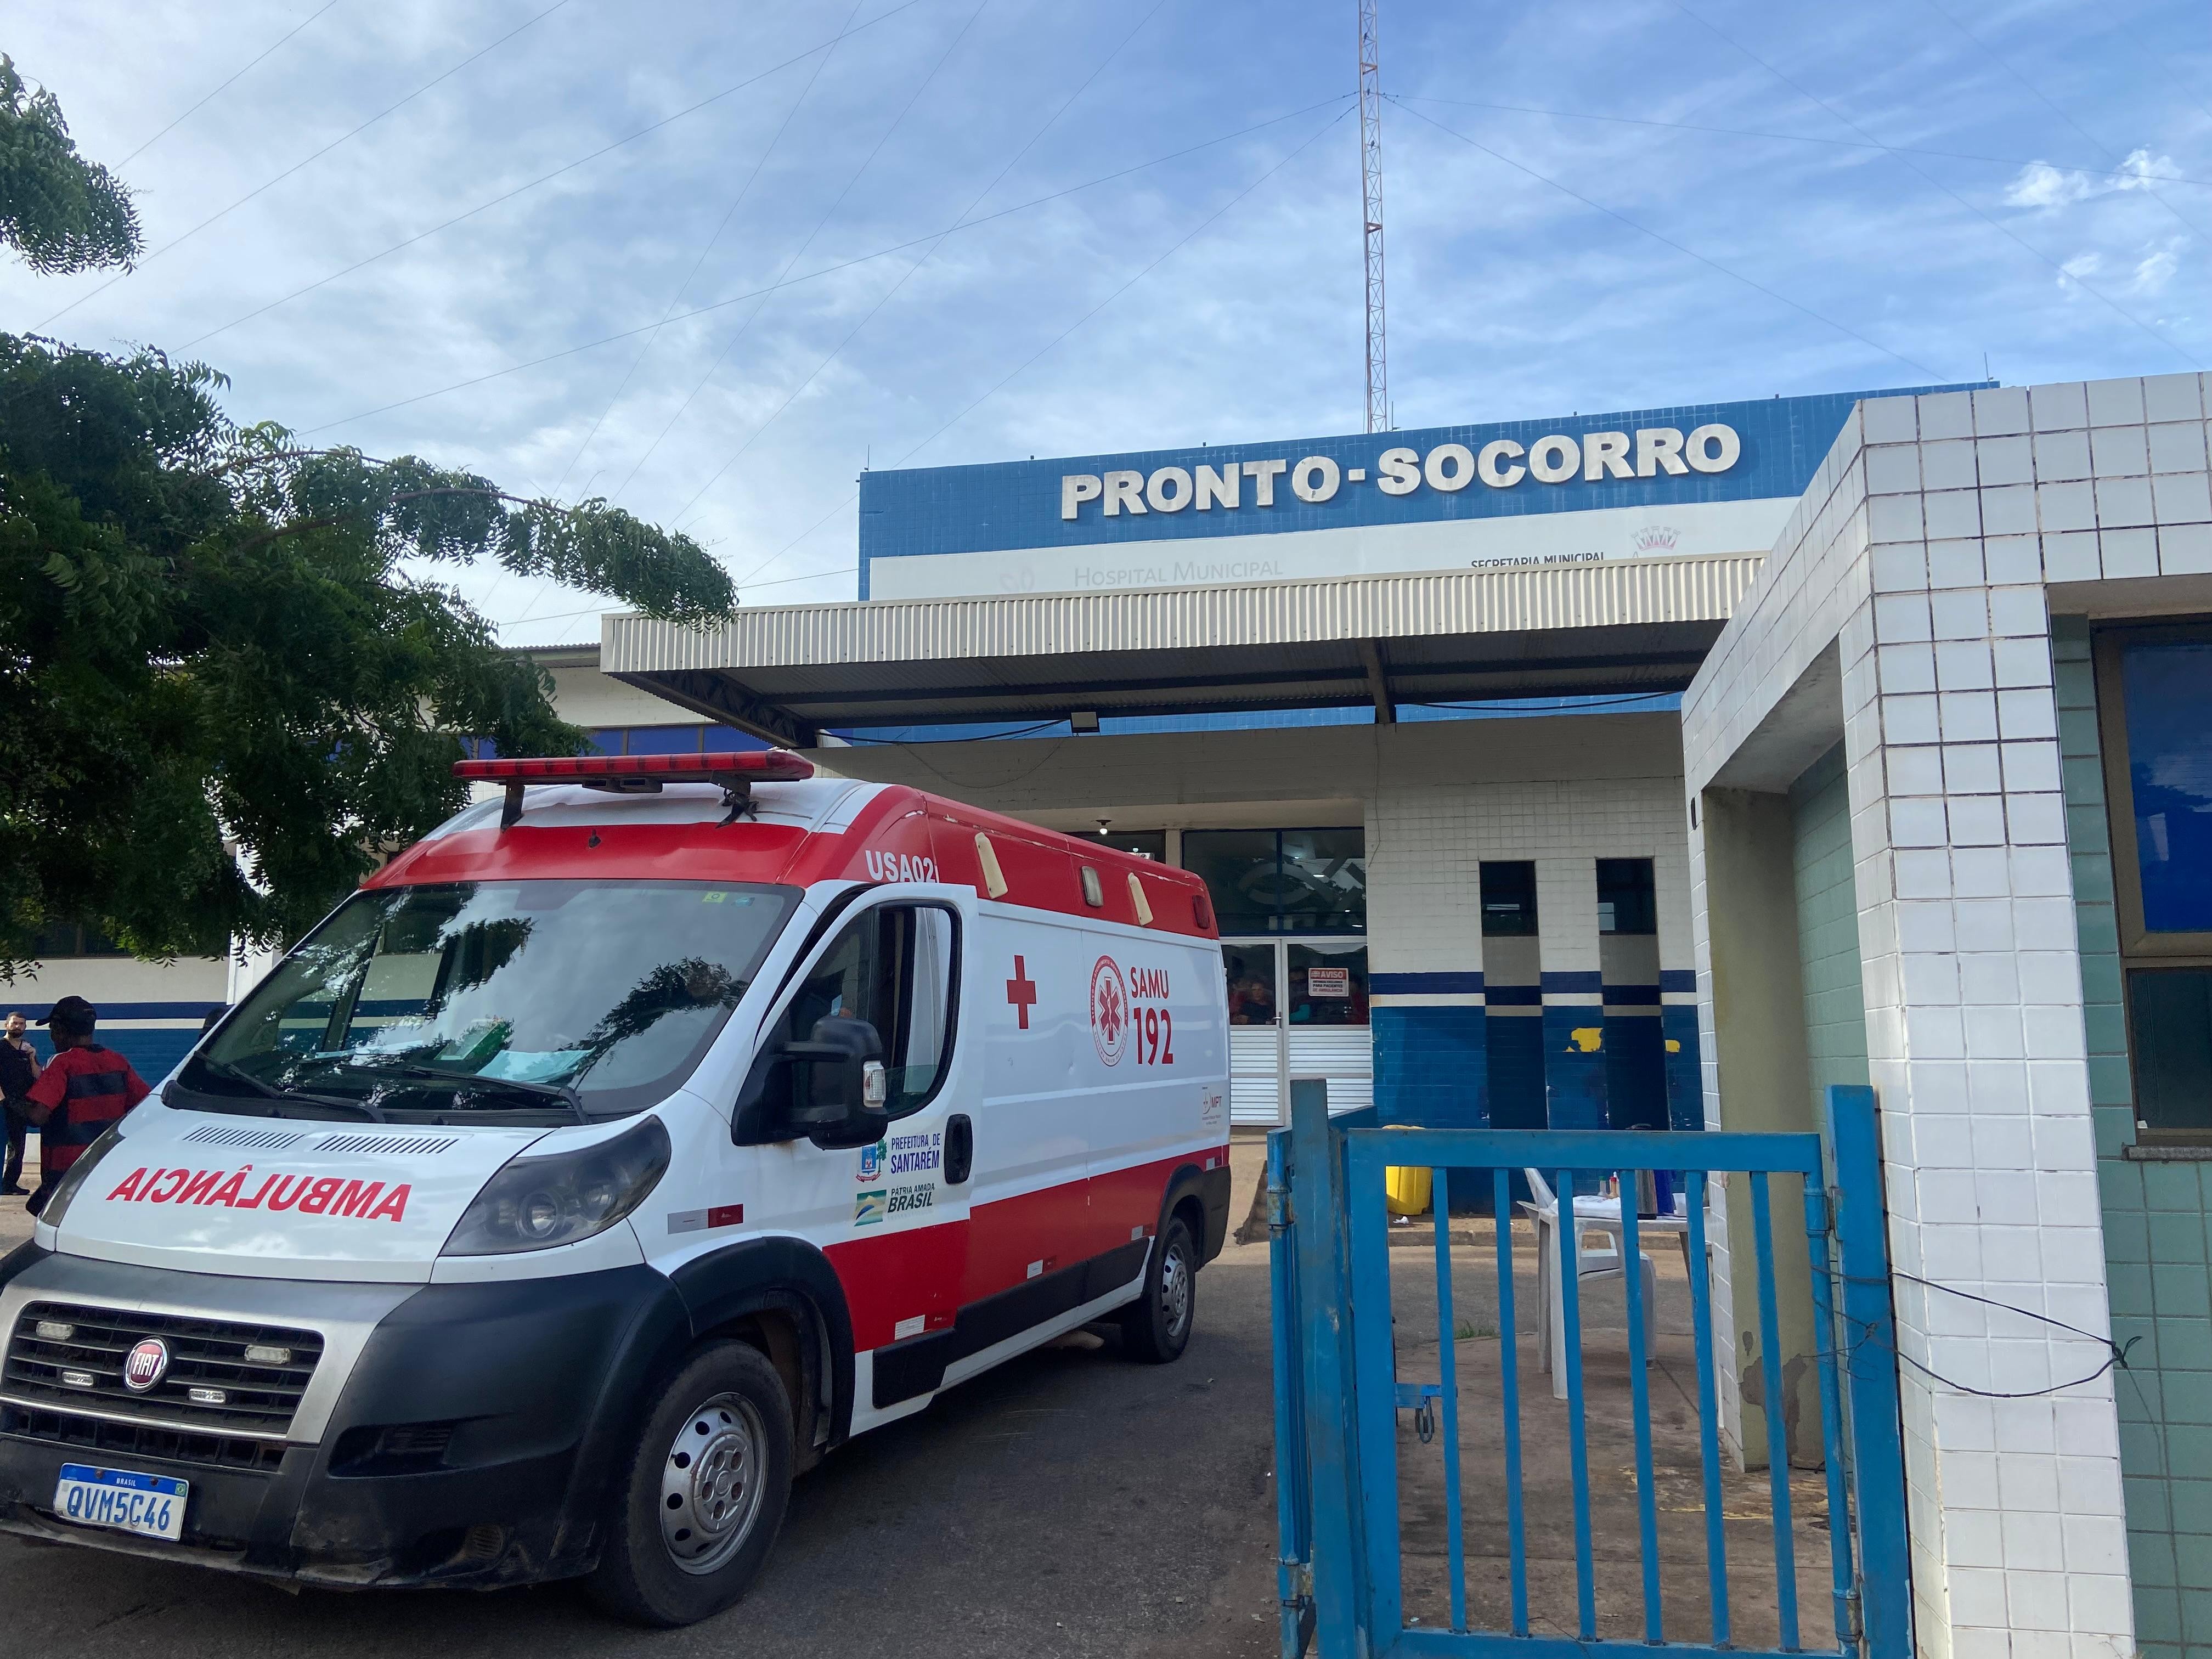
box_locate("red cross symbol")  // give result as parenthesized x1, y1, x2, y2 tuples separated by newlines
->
(1006, 956, 1038, 1030)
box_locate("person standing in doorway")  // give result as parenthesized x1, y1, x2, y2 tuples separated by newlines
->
(0, 1011, 39, 1195)
(21, 996, 148, 1215)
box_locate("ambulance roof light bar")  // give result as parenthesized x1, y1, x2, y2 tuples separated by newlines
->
(453, 749, 816, 828)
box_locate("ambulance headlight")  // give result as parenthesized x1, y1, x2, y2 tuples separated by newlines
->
(442, 1117, 672, 1256)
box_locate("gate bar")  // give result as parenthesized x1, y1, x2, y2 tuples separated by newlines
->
(1804, 1179, 1859, 1652)
(1430, 1170, 1468, 1633)
(1619, 1197, 1665, 1645)
(1556, 1169, 1598, 1643)
(1686, 1170, 1732, 1649)
(1748, 1175, 1801, 1653)
(1490, 1167, 1530, 1637)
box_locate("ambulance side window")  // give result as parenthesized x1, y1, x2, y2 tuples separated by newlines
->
(781, 904, 958, 1118)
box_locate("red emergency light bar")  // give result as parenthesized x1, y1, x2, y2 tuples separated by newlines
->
(454, 749, 815, 827)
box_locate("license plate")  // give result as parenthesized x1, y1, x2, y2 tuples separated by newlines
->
(53, 1463, 188, 1542)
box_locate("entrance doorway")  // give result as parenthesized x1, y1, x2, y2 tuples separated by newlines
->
(1222, 938, 1373, 1125)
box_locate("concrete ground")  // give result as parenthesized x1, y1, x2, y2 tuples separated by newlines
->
(0, 1137, 1284, 1659)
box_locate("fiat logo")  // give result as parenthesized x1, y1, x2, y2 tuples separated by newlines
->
(122, 1338, 170, 1393)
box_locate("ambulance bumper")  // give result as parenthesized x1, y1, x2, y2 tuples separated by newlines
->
(0, 1244, 687, 1589)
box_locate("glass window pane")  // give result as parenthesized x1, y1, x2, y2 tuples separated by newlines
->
(1183, 831, 1283, 935)
(1278, 829, 1366, 933)
(1289, 942, 1368, 1026)
(2129, 968, 2212, 1133)
(2121, 639, 2212, 933)
(587, 729, 623, 755)
(702, 725, 769, 754)
(1596, 858, 1657, 935)
(1222, 942, 1278, 1026)
(1480, 862, 1539, 936)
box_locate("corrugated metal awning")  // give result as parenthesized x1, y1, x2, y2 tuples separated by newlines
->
(602, 556, 1759, 745)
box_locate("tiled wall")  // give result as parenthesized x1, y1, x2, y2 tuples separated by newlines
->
(1792, 744, 1872, 1113)
(1679, 374, 2212, 1658)
(2052, 614, 2212, 1659)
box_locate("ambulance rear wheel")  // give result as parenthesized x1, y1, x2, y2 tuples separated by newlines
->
(586, 1340, 793, 1627)
(1121, 1216, 1197, 1363)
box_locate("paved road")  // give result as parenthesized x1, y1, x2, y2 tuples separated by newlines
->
(0, 1142, 1280, 1659)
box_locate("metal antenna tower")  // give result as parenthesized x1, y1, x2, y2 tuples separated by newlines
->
(1358, 0, 1388, 432)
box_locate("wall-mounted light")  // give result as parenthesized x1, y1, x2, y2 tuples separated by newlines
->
(1070, 710, 1100, 733)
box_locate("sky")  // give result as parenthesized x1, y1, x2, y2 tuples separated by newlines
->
(5, 0, 2209, 644)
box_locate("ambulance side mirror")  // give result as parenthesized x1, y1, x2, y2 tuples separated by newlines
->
(781, 1015, 890, 1148)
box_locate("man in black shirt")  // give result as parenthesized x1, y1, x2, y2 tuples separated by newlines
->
(0, 1010, 42, 1195)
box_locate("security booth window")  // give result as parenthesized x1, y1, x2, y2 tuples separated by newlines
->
(1596, 859, 1657, 934)
(2096, 622, 2212, 1142)
(1480, 862, 1538, 935)
(776, 904, 958, 1118)
(1288, 943, 1369, 1026)
(1222, 942, 1279, 1025)
(1182, 828, 1366, 935)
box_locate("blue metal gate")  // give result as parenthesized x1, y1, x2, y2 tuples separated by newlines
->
(1271, 1083, 1911, 1659)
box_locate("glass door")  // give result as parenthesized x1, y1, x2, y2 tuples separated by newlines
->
(1221, 940, 1372, 1125)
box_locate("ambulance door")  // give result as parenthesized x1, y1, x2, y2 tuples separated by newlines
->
(761, 897, 970, 1357)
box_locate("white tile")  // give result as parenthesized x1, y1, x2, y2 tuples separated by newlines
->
(1896, 898, 1957, 950)
(2141, 370, 2203, 422)
(2008, 793, 2068, 845)
(1976, 386, 2032, 436)
(1945, 743, 2004, 793)
(1866, 443, 1923, 494)
(2010, 845, 2073, 896)
(2093, 477, 2154, 529)
(1888, 746, 1945, 795)
(2036, 481, 2096, 533)
(2083, 377, 2145, 425)
(1951, 795, 2007, 845)
(1884, 693, 1942, 744)
(1871, 541, 1929, 591)
(2012, 898, 2078, 950)
(1933, 589, 1993, 640)
(1993, 639, 2055, 689)
(2041, 531, 2101, 583)
(2087, 425, 2149, 477)
(1965, 1005, 2027, 1058)
(1956, 899, 2016, 951)
(1998, 689, 2060, 740)
(1941, 691, 2000, 743)
(1937, 639, 1996, 690)
(2034, 428, 2092, 480)
(1927, 488, 1985, 540)
(1921, 389, 1976, 439)
(1979, 483, 2036, 537)
(2066, 1572, 2135, 1636)
(1984, 534, 2042, 585)
(2147, 419, 2208, 473)
(2017, 950, 2083, 1005)
(1895, 849, 1954, 897)
(2153, 471, 2212, 524)
(2161, 522, 2212, 574)
(2098, 527, 2158, 578)
(1875, 592, 1935, 642)
(1955, 847, 2013, 896)
(2030, 382, 2088, 432)
(1893, 797, 1949, 845)
(2001, 740, 2062, 791)
(1879, 642, 1938, 692)
(1977, 434, 2033, 486)
(2002, 1508, 2069, 1572)
(1868, 493, 1925, 542)
(1928, 539, 1987, 589)
(1864, 392, 1920, 443)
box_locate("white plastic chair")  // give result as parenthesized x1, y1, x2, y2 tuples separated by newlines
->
(1519, 1168, 1658, 1400)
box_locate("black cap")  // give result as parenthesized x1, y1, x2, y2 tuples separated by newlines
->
(37, 995, 97, 1029)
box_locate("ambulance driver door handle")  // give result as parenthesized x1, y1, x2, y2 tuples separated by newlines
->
(945, 1115, 974, 1186)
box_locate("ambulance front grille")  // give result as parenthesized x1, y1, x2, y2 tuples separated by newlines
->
(4, 1302, 323, 1437)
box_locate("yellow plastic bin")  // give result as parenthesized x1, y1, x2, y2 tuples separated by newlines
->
(1384, 1127, 1432, 1216)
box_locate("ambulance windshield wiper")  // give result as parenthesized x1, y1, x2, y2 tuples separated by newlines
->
(200, 1058, 388, 1122)
(364, 1060, 590, 1124)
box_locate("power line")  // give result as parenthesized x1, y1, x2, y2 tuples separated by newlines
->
(1664, 0, 2200, 370)
(119, 0, 348, 165)
(301, 97, 1352, 436)
(1387, 97, 1953, 383)
(1389, 93, 2212, 191)
(721, 103, 1355, 601)
(607, 0, 998, 513)
(666, 0, 1173, 529)
(37, 0, 578, 331)
(180, 0, 933, 351)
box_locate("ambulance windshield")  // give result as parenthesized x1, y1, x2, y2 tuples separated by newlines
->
(180, 879, 801, 1120)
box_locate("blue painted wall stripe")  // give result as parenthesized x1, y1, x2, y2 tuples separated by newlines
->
(1541, 970, 1605, 994)
(1370, 970, 1485, 994)
(1659, 969, 1699, 993)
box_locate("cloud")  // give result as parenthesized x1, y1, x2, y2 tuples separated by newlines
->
(2004, 148, 2174, 210)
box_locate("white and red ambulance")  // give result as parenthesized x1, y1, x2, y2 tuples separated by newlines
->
(0, 751, 1232, 1624)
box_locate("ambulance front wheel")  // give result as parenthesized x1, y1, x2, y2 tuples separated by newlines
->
(1121, 1216, 1198, 1363)
(586, 1339, 794, 1627)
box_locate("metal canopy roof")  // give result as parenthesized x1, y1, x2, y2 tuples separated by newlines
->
(602, 557, 1760, 747)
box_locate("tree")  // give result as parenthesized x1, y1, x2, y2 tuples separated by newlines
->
(0, 55, 140, 274)
(0, 332, 737, 973)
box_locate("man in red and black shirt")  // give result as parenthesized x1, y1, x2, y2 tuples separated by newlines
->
(22, 995, 149, 1216)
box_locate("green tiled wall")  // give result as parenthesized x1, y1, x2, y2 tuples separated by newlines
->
(1791, 742, 1871, 1110)
(2053, 615, 2212, 1658)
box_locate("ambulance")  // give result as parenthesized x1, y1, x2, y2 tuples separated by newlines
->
(0, 751, 1233, 1625)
